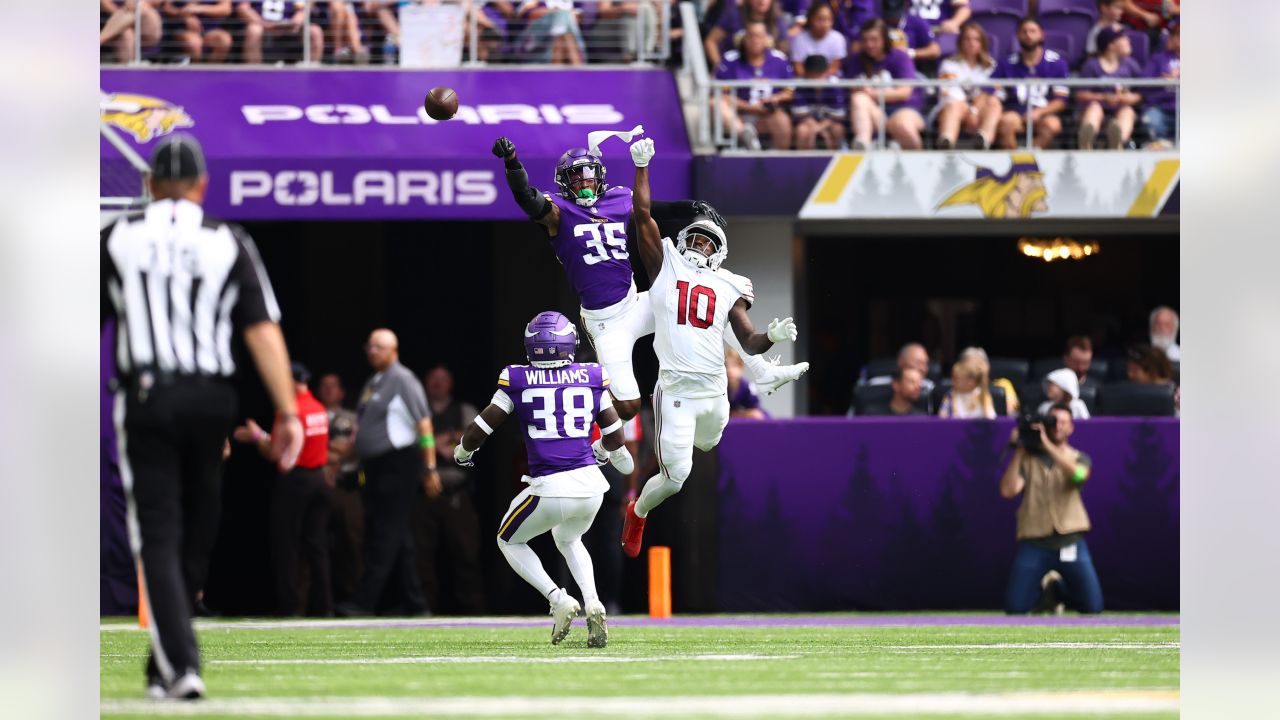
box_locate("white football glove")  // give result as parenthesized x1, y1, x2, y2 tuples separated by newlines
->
(766, 317, 798, 344)
(454, 443, 476, 468)
(592, 439, 635, 475)
(630, 138, 655, 168)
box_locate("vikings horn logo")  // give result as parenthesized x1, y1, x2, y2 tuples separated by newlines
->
(937, 154, 1049, 219)
(100, 92, 195, 143)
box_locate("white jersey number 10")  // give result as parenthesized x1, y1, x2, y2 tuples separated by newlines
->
(675, 280, 716, 329)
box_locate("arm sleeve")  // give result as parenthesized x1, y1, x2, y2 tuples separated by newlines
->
(100, 223, 118, 329)
(504, 161, 552, 220)
(229, 225, 282, 327)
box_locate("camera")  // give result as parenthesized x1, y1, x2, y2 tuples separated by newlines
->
(1018, 412, 1058, 453)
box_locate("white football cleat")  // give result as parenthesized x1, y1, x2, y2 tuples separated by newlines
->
(754, 357, 810, 395)
(549, 590, 581, 646)
(146, 681, 167, 700)
(585, 600, 608, 649)
(166, 672, 206, 700)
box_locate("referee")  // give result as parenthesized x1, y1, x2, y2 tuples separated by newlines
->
(101, 134, 303, 700)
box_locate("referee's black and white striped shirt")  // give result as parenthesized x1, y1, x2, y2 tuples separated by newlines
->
(101, 198, 280, 381)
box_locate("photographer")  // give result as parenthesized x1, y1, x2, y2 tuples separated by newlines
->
(1000, 403, 1103, 615)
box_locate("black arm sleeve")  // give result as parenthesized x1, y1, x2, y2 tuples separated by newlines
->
(650, 200, 698, 225)
(229, 224, 282, 328)
(505, 160, 551, 220)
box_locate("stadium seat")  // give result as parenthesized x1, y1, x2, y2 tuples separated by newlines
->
(990, 384, 1009, 416)
(1078, 383, 1099, 415)
(1037, 0, 1098, 21)
(989, 357, 1029, 385)
(853, 382, 931, 415)
(1020, 380, 1046, 412)
(1041, 27, 1084, 69)
(1095, 382, 1177, 416)
(1126, 28, 1150, 67)
(938, 32, 957, 58)
(861, 358, 942, 383)
(970, 13, 1020, 54)
(969, 0, 1028, 15)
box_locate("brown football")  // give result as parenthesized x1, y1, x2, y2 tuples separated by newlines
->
(423, 86, 459, 121)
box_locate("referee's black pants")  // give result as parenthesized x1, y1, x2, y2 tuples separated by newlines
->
(270, 466, 332, 616)
(114, 379, 236, 685)
(352, 447, 427, 614)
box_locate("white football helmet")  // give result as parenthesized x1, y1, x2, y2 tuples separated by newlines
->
(675, 218, 728, 271)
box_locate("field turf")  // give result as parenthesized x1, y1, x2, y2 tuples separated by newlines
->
(101, 614, 1179, 719)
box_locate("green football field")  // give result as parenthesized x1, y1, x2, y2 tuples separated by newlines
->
(100, 614, 1179, 719)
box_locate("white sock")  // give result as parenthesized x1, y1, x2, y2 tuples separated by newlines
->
(499, 542, 558, 600)
(635, 473, 684, 518)
(555, 538, 599, 607)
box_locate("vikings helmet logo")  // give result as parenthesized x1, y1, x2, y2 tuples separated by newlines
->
(100, 92, 195, 143)
(937, 154, 1049, 219)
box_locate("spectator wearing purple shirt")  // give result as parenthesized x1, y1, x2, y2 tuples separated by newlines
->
(788, 1, 846, 75)
(794, 54, 849, 149)
(792, 0, 876, 39)
(985, 17, 1070, 149)
(882, 0, 940, 67)
(726, 351, 768, 419)
(1076, 26, 1143, 150)
(1141, 20, 1178, 146)
(705, 0, 791, 68)
(842, 18, 925, 149)
(910, 0, 970, 35)
(716, 21, 796, 149)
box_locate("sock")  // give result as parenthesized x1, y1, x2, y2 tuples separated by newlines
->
(555, 538, 599, 607)
(635, 473, 683, 518)
(498, 542, 558, 600)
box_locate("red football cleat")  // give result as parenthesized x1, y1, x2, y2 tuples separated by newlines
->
(621, 499, 646, 559)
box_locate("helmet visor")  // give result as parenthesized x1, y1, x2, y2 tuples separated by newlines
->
(566, 164, 600, 193)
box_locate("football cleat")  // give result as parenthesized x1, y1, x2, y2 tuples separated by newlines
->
(146, 681, 167, 700)
(585, 600, 609, 649)
(621, 499, 647, 559)
(754, 357, 811, 396)
(549, 590, 581, 645)
(166, 672, 206, 700)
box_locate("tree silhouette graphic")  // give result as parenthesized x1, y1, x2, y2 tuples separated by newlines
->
(887, 156, 921, 214)
(931, 153, 966, 203)
(852, 160, 887, 211)
(1054, 153, 1089, 215)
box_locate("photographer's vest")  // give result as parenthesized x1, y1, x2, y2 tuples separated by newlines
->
(1015, 448, 1092, 541)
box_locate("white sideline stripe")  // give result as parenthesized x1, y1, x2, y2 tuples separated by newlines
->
(210, 653, 798, 666)
(886, 643, 1180, 650)
(99, 691, 1180, 717)
(101, 617, 560, 631)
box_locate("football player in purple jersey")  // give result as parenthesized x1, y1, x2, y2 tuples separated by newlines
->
(492, 136, 808, 422)
(454, 311, 632, 647)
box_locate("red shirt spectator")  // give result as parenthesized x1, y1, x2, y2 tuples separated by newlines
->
(296, 386, 329, 469)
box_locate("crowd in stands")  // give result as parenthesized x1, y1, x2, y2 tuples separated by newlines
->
(100, 0, 668, 66)
(708, 0, 1180, 150)
(849, 305, 1180, 418)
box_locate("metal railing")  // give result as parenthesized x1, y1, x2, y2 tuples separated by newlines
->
(99, 0, 671, 67)
(706, 77, 1180, 151)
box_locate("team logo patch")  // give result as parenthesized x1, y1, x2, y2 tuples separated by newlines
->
(100, 92, 195, 143)
(674, 400, 681, 408)
(937, 153, 1049, 219)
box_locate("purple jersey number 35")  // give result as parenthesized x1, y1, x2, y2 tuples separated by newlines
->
(522, 386, 596, 439)
(575, 222, 629, 266)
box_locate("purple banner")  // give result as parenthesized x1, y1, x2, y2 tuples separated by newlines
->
(717, 417, 1179, 611)
(100, 69, 691, 220)
(693, 155, 831, 217)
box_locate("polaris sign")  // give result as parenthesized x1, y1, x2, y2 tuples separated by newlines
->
(242, 104, 624, 126)
(230, 169, 497, 207)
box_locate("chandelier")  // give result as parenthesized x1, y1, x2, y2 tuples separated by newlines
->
(1018, 237, 1101, 263)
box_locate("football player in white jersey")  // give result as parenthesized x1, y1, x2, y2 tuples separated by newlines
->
(619, 137, 801, 558)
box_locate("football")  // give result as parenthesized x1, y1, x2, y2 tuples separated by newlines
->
(423, 86, 459, 121)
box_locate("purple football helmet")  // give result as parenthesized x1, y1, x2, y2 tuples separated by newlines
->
(524, 311, 579, 368)
(555, 147, 606, 206)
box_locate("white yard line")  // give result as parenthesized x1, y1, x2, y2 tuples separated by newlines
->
(100, 691, 1180, 716)
(101, 617, 554, 632)
(210, 654, 798, 665)
(885, 643, 1180, 650)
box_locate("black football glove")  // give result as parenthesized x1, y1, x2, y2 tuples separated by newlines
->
(692, 200, 727, 230)
(492, 137, 517, 161)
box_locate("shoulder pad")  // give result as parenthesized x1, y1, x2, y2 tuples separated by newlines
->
(497, 366, 513, 386)
(717, 269, 755, 303)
